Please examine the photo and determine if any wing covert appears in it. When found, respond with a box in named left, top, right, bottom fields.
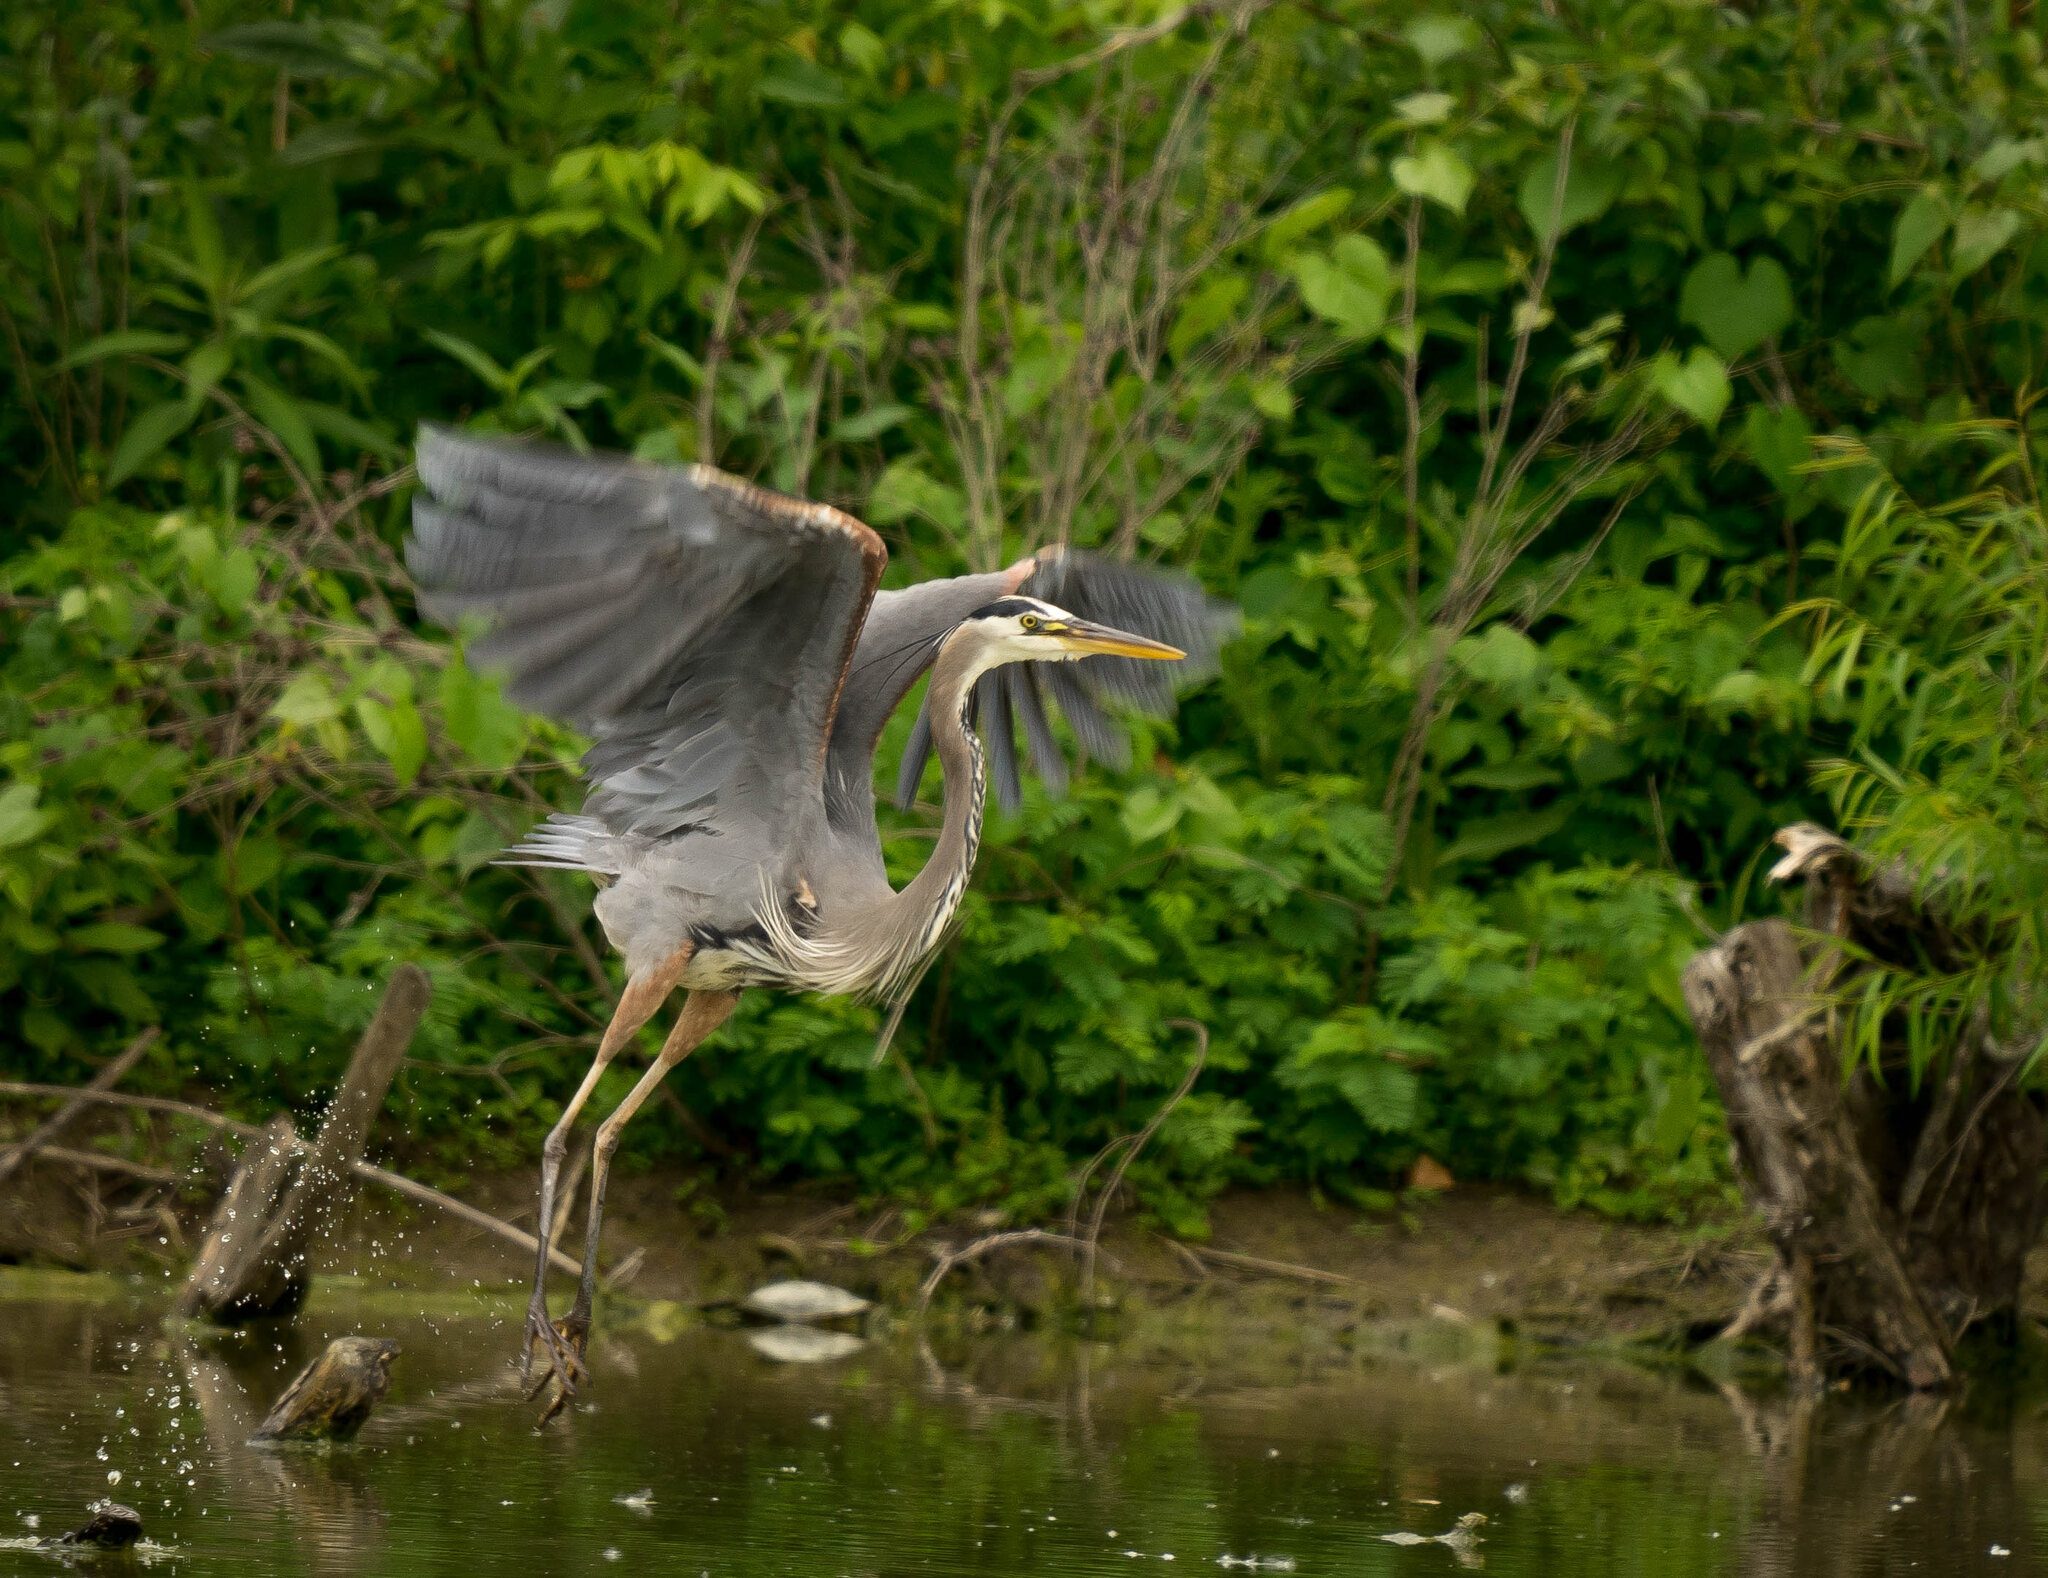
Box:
left=407, top=427, right=886, bottom=841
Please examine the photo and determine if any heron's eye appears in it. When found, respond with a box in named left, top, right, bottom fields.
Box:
left=1019, top=613, right=1040, bottom=630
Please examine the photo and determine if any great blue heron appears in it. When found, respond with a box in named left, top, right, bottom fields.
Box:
left=406, top=427, right=1234, bottom=1417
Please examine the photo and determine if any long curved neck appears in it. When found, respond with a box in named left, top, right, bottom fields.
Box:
left=890, top=636, right=989, bottom=950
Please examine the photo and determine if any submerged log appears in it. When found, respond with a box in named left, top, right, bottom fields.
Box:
left=1685, top=824, right=2048, bottom=1386
left=251, top=1335, right=399, bottom=1443
left=175, top=966, right=430, bottom=1324
left=56, top=1501, right=143, bottom=1549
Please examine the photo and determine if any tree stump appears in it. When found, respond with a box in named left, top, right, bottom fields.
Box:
left=251, top=1335, right=399, bottom=1443
left=56, top=1501, right=142, bottom=1549
left=175, top=965, right=431, bottom=1324
left=1685, top=824, right=2048, bottom=1386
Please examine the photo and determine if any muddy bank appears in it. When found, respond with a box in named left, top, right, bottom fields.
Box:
left=2, top=1149, right=1781, bottom=1360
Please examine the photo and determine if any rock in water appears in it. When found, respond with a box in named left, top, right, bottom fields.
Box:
left=58, top=1501, right=142, bottom=1549
left=739, top=1280, right=871, bottom=1325
left=251, top=1335, right=399, bottom=1443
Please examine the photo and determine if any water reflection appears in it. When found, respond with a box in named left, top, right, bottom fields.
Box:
left=0, top=1275, right=2040, bottom=1576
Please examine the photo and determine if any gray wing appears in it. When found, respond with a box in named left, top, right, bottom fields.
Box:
left=407, top=426, right=886, bottom=846
left=828, top=549, right=1237, bottom=817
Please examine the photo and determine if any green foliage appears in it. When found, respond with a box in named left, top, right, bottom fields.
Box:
left=1799, top=427, right=2048, bottom=1082
left=6, top=0, right=2043, bottom=1228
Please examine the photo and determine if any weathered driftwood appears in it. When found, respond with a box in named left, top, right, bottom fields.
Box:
left=56, top=1500, right=143, bottom=1549
left=176, top=965, right=430, bottom=1323
left=251, top=1335, right=399, bottom=1443
left=1685, top=824, right=2048, bottom=1387
left=0, top=1027, right=158, bottom=1191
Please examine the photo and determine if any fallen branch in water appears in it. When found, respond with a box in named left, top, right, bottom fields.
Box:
left=36, top=1146, right=180, bottom=1187
left=915, top=1020, right=1212, bottom=1319
left=0, top=1028, right=159, bottom=1191
left=915, top=1229, right=1091, bottom=1312
left=1068, top=1019, right=1208, bottom=1310
left=0, top=1081, right=580, bottom=1278
left=1185, top=1245, right=1365, bottom=1288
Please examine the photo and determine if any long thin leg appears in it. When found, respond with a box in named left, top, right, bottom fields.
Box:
left=523, top=945, right=694, bottom=1387
left=534, top=987, right=738, bottom=1424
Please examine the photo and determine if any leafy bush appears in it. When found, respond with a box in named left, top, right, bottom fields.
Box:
left=6, top=0, right=2042, bottom=1227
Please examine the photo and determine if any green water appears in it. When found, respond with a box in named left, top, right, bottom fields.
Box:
left=2, top=1273, right=2043, bottom=1575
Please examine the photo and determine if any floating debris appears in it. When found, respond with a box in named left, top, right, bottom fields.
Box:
left=740, top=1280, right=871, bottom=1325
left=1503, top=1484, right=1529, bottom=1504
left=1216, top=1558, right=1296, bottom=1571
left=745, top=1327, right=865, bottom=1364
left=1382, top=1512, right=1487, bottom=1566
left=614, top=1488, right=655, bottom=1513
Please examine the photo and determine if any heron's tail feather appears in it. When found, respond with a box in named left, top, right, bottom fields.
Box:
left=494, top=813, right=619, bottom=874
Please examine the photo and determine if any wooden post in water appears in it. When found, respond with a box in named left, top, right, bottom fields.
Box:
left=1684, top=824, right=2048, bottom=1386
left=251, top=1335, right=399, bottom=1442
left=176, top=965, right=431, bottom=1324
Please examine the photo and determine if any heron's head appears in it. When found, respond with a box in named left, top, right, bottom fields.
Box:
left=956, top=595, right=1186, bottom=670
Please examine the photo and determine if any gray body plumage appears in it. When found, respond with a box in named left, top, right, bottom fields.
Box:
left=407, top=427, right=1234, bottom=997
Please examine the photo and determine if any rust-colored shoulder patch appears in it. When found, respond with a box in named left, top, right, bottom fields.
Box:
left=687, top=463, right=887, bottom=568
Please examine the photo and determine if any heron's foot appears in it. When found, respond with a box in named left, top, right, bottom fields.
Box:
left=521, top=1304, right=590, bottom=1426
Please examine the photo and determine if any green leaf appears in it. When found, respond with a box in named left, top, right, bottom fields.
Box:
left=829, top=403, right=912, bottom=443
left=57, top=329, right=187, bottom=370
left=240, top=244, right=342, bottom=303
left=438, top=661, right=525, bottom=769
left=105, top=400, right=194, bottom=488
left=357, top=696, right=429, bottom=785
left=238, top=371, right=322, bottom=479
left=1290, top=236, right=1395, bottom=341
left=1259, top=188, right=1352, bottom=260
left=1452, top=624, right=1544, bottom=693
left=1391, top=140, right=1475, bottom=215
left=182, top=339, right=234, bottom=401
left=1169, top=272, right=1250, bottom=360
left=1888, top=188, right=1949, bottom=288
left=270, top=671, right=340, bottom=727
left=0, top=783, right=51, bottom=849
left=1516, top=150, right=1620, bottom=243
left=1402, top=15, right=1479, bottom=65
left=201, top=19, right=427, bottom=80
left=1435, top=805, right=1570, bottom=866
left=1121, top=783, right=1183, bottom=843
left=1677, top=253, right=1794, bottom=361
left=1742, top=404, right=1814, bottom=494
left=1949, top=207, right=2022, bottom=282
left=209, top=546, right=260, bottom=614
left=216, top=836, right=282, bottom=895
left=68, top=923, right=167, bottom=954
left=1392, top=92, right=1454, bottom=126
left=839, top=21, right=887, bottom=76
left=181, top=181, right=227, bottom=292
left=298, top=400, right=401, bottom=460
left=867, top=459, right=964, bottom=530
left=422, top=329, right=512, bottom=393
left=1249, top=377, right=1294, bottom=423
left=757, top=57, right=845, bottom=108
left=1652, top=347, right=1731, bottom=429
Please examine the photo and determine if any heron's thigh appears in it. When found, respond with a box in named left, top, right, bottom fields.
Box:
left=610, top=941, right=694, bottom=1040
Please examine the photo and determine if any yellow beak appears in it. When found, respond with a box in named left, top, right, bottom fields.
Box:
left=1054, top=618, right=1185, bottom=661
